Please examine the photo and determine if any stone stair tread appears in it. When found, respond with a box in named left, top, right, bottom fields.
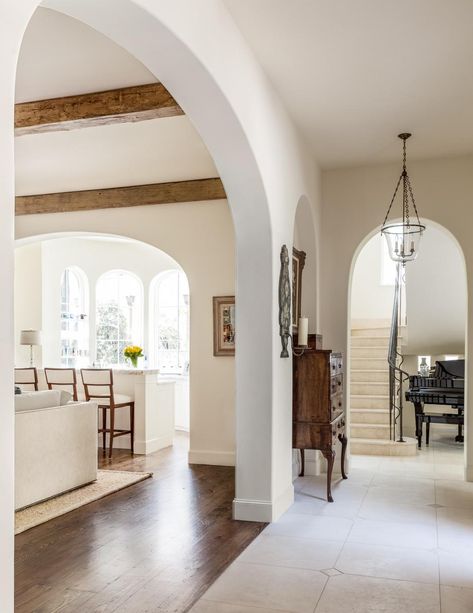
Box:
left=351, top=394, right=389, bottom=399
left=352, top=369, right=389, bottom=372
left=351, top=437, right=395, bottom=444
left=351, top=423, right=390, bottom=428
left=351, top=408, right=389, bottom=413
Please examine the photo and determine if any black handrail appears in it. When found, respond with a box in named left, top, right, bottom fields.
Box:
left=387, top=262, right=409, bottom=442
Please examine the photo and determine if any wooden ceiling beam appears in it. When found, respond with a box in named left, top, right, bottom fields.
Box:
left=15, top=178, right=226, bottom=216
left=15, top=83, right=184, bottom=136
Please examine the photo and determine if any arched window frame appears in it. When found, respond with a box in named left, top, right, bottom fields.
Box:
left=60, top=266, right=89, bottom=367
left=95, top=269, right=143, bottom=366
left=150, top=270, right=190, bottom=374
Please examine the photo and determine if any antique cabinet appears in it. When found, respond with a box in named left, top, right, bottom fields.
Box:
left=293, top=348, right=348, bottom=502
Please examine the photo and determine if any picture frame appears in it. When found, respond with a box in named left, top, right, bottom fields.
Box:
left=213, top=296, right=235, bottom=356
left=292, top=247, right=306, bottom=330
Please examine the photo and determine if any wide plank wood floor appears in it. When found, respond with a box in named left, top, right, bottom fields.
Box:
left=15, top=433, right=266, bottom=612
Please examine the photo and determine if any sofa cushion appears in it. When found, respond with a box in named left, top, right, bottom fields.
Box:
left=15, top=389, right=72, bottom=412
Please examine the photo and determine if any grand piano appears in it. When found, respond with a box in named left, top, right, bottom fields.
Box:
left=405, top=359, right=465, bottom=448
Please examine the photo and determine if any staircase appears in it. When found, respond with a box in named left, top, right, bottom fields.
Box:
left=350, top=327, right=416, bottom=455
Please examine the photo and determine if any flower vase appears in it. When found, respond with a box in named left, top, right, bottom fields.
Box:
left=129, top=356, right=139, bottom=368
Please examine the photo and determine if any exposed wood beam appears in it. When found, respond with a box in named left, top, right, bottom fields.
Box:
left=15, top=83, right=184, bottom=136
left=15, top=178, right=226, bottom=216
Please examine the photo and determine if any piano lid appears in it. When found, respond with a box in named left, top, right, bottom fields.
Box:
left=435, top=359, right=465, bottom=379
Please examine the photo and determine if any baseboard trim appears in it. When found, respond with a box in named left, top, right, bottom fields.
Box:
left=233, top=483, right=294, bottom=523
left=132, top=436, right=174, bottom=455
left=188, top=449, right=235, bottom=467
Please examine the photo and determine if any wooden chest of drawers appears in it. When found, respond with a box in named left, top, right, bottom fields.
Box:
left=293, top=349, right=348, bottom=502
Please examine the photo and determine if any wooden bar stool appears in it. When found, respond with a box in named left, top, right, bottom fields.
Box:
left=80, top=368, right=134, bottom=457
left=14, top=367, right=38, bottom=391
left=44, top=367, right=81, bottom=401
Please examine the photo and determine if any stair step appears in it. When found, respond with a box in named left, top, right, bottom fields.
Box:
left=351, top=395, right=390, bottom=409
left=351, top=336, right=391, bottom=348
left=351, top=423, right=390, bottom=439
left=351, top=347, right=389, bottom=358
left=351, top=328, right=392, bottom=337
left=352, top=358, right=389, bottom=370
left=350, top=437, right=417, bottom=456
left=351, top=369, right=389, bottom=383
left=351, top=382, right=389, bottom=395
left=351, top=409, right=390, bottom=424
left=351, top=327, right=405, bottom=338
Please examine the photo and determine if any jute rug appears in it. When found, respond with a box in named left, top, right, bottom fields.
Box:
left=15, top=469, right=152, bottom=534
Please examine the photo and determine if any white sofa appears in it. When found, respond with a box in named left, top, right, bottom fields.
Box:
left=15, top=390, right=98, bottom=510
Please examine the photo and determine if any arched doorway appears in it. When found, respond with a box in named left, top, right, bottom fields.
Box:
left=348, top=219, right=468, bottom=473
left=15, top=232, right=192, bottom=452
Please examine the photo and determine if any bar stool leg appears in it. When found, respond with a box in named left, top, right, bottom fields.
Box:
left=130, top=402, right=135, bottom=455
left=109, top=407, right=115, bottom=458
left=102, top=407, right=107, bottom=453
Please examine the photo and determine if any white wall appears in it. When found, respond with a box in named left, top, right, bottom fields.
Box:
left=16, top=200, right=236, bottom=468
left=351, top=233, right=395, bottom=322
left=405, top=225, right=466, bottom=355
left=294, top=196, right=318, bottom=331
left=14, top=242, right=43, bottom=366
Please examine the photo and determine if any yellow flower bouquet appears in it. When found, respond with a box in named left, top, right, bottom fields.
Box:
left=123, top=345, right=143, bottom=368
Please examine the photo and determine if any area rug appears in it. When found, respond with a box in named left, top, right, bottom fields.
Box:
left=15, top=469, right=152, bottom=534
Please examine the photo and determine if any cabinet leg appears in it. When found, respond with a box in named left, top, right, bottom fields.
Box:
left=299, top=449, right=305, bottom=477
left=322, top=448, right=335, bottom=503
left=338, top=434, right=348, bottom=479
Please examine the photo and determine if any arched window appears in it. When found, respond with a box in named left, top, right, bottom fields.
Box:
left=96, top=270, right=143, bottom=366
left=60, top=267, right=89, bottom=367
left=151, top=270, right=189, bottom=373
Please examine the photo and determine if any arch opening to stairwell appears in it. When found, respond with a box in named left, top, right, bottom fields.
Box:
left=348, top=219, right=468, bottom=474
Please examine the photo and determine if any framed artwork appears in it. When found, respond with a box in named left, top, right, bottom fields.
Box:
left=292, top=247, right=306, bottom=330
left=213, top=296, right=235, bottom=356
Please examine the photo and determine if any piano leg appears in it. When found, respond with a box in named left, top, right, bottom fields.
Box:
left=426, top=419, right=430, bottom=446
left=416, top=413, right=423, bottom=449
left=455, top=424, right=464, bottom=443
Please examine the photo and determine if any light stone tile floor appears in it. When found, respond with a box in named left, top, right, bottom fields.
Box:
left=191, top=426, right=473, bottom=613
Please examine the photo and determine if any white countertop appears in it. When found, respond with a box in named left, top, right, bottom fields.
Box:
left=113, top=368, right=160, bottom=375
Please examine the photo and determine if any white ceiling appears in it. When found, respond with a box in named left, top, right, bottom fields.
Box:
left=15, top=8, right=217, bottom=195
left=16, top=7, right=157, bottom=102
left=15, top=117, right=218, bottom=196
left=224, top=0, right=473, bottom=168
left=16, top=2, right=473, bottom=191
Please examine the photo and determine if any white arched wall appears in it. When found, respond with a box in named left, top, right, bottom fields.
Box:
left=16, top=205, right=237, bottom=464
left=321, top=156, right=472, bottom=481
left=1, top=2, right=321, bottom=605
left=293, top=195, right=319, bottom=331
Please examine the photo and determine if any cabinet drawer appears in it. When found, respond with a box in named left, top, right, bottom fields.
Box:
left=331, top=393, right=343, bottom=420
left=331, top=416, right=345, bottom=443
left=330, top=356, right=343, bottom=375
left=330, top=374, right=343, bottom=396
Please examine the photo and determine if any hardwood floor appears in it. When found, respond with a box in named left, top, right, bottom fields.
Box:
left=15, top=433, right=266, bottom=612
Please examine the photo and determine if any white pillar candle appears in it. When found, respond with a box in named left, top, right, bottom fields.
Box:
left=298, top=317, right=308, bottom=346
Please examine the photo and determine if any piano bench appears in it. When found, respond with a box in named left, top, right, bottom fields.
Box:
left=416, top=412, right=464, bottom=448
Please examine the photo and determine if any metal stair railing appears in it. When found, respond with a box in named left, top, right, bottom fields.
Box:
left=388, top=262, right=410, bottom=442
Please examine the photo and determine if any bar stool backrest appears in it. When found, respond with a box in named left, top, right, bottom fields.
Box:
left=80, top=368, right=115, bottom=405
left=44, top=367, right=78, bottom=401
left=14, top=367, right=38, bottom=391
